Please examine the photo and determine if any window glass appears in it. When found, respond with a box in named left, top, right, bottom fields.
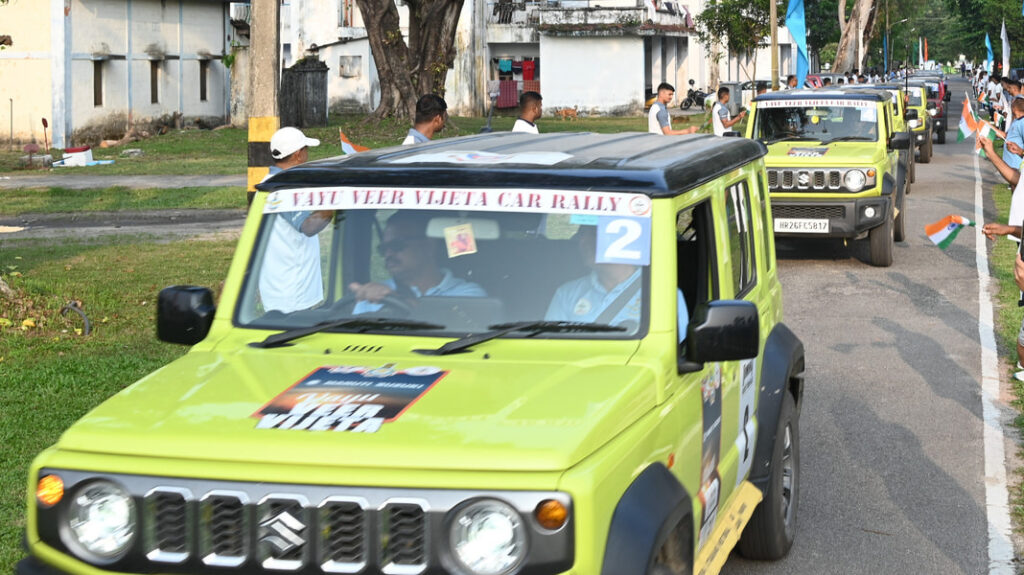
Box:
left=237, top=193, right=654, bottom=340
left=756, top=172, right=773, bottom=271
left=725, top=181, right=756, bottom=295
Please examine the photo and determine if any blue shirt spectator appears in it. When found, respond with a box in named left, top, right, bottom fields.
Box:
left=1004, top=114, right=1024, bottom=170
left=353, top=269, right=485, bottom=314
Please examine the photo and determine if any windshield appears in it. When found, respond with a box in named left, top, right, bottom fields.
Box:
left=754, top=100, right=880, bottom=143
left=908, top=88, right=924, bottom=107
left=236, top=187, right=654, bottom=339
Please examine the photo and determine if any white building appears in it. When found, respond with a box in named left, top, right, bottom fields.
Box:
left=0, top=0, right=232, bottom=148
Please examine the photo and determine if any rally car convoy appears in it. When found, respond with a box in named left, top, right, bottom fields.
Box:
left=19, top=133, right=806, bottom=575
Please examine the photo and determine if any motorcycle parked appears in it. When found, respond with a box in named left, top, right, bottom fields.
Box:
left=681, top=79, right=708, bottom=110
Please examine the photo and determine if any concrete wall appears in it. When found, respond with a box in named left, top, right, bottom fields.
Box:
left=540, top=35, right=644, bottom=115
left=0, top=1, right=53, bottom=144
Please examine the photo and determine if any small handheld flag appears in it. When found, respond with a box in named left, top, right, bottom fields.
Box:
left=339, top=129, right=370, bottom=154
left=925, top=215, right=975, bottom=250
left=977, top=121, right=997, bottom=157
left=959, top=93, right=979, bottom=141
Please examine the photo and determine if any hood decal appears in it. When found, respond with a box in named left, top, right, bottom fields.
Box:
left=253, top=364, right=447, bottom=433
left=787, top=147, right=830, bottom=158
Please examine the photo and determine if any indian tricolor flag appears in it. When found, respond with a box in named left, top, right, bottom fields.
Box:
left=339, top=129, right=370, bottom=154
left=959, top=94, right=979, bottom=142
left=925, top=215, right=975, bottom=249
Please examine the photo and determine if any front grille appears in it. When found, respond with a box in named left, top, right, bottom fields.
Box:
left=39, top=470, right=574, bottom=575
left=767, top=167, right=865, bottom=192
left=773, top=204, right=846, bottom=220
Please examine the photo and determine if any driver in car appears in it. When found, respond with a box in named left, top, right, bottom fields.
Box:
left=545, top=225, right=688, bottom=340
left=350, top=212, right=486, bottom=314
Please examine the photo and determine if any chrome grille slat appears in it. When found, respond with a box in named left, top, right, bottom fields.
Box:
left=381, top=501, right=428, bottom=574
left=319, top=497, right=369, bottom=573
left=144, top=487, right=192, bottom=564
left=200, top=491, right=250, bottom=567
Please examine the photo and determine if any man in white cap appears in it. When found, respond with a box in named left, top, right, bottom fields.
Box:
left=259, top=127, right=334, bottom=313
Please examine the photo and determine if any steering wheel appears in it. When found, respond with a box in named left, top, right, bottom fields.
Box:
left=328, top=294, right=414, bottom=318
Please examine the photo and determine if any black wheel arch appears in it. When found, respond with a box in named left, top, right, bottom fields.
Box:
left=749, top=323, right=804, bottom=491
left=600, top=463, right=693, bottom=575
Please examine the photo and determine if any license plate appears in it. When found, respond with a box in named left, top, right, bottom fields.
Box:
left=774, top=218, right=830, bottom=233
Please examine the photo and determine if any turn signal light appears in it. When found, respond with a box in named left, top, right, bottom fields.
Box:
left=866, top=169, right=876, bottom=178
left=535, top=499, right=569, bottom=530
left=36, top=474, right=64, bottom=506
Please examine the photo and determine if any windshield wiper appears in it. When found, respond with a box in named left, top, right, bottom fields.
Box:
left=252, top=317, right=444, bottom=349
left=819, top=135, right=874, bottom=144
left=764, top=135, right=811, bottom=145
left=415, top=320, right=627, bottom=356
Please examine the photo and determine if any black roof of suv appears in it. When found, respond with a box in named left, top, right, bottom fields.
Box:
left=256, top=132, right=767, bottom=198
left=753, top=88, right=891, bottom=103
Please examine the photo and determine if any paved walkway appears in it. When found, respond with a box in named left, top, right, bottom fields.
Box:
left=0, top=174, right=245, bottom=190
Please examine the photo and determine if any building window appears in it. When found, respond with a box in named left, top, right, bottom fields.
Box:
left=93, top=61, right=103, bottom=107
left=199, top=60, right=209, bottom=101
left=150, top=61, right=160, bottom=104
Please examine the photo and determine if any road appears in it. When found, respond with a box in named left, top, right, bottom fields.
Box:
left=725, top=77, right=1019, bottom=574
left=0, top=174, right=245, bottom=190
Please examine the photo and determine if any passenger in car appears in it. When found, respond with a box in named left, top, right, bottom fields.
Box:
left=350, top=212, right=486, bottom=314
left=545, top=225, right=688, bottom=340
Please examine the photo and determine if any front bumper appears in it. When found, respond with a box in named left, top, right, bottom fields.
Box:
left=16, top=555, right=64, bottom=575
left=771, top=196, right=891, bottom=238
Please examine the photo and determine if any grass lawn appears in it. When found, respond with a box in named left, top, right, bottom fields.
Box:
left=0, top=112, right=707, bottom=176
left=0, top=186, right=246, bottom=215
left=0, top=236, right=236, bottom=573
left=985, top=183, right=1024, bottom=526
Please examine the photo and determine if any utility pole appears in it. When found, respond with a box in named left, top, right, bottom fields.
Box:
left=770, top=0, right=779, bottom=91
left=247, top=0, right=280, bottom=203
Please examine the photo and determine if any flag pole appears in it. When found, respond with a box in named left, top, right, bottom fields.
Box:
left=770, top=0, right=779, bottom=91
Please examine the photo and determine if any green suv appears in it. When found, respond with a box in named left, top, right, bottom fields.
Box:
left=18, top=133, right=805, bottom=575
left=746, top=89, right=913, bottom=267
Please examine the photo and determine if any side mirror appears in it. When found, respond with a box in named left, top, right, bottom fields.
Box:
left=157, top=286, right=216, bottom=345
left=679, top=300, right=759, bottom=373
left=890, top=131, right=912, bottom=150
left=689, top=79, right=695, bottom=86
left=905, top=108, right=919, bottom=121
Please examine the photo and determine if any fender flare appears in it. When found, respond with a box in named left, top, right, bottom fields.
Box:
left=600, top=463, right=692, bottom=575
left=749, top=323, right=805, bottom=490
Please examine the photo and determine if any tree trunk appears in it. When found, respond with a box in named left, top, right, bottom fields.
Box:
left=354, top=0, right=418, bottom=118
left=407, top=0, right=466, bottom=97
left=833, top=0, right=876, bottom=73
left=355, top=0, right=465, bottom=119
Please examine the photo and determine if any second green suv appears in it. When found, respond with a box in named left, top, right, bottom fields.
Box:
left=746, top=89, right=913, bottom=267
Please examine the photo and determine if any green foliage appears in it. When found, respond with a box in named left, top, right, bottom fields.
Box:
left=805, top=0, right=840, bottom=52
left=819, top=41, right=839, bottom=66
left=694, top=0, right=784, bottom=57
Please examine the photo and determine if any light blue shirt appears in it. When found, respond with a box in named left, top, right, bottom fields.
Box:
left=402, top=128, right=431, bottom=145
left=1005, top=118, right=1024, bottom=170
left=545, top=269, right=689, bottom=340
left=352, top=269, right=486, bottom=314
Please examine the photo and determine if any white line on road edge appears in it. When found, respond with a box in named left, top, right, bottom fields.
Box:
left=973, top=152, right=1016, bottom=574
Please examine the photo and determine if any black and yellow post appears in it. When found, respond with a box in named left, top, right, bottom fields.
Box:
left=247, top=0, right=280, bottom=205
left=247, top=116, right=278, bottom=204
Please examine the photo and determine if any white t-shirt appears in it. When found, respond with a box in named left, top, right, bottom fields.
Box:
left=512, top=118, right=539, bottom=134
left=258, top=170, right=325, bottom=312
left=712, top=101, right=730, bottom=136
left=648, top=101, right=671, bottom=134
left=1010, top=175, right=1024, bottom=243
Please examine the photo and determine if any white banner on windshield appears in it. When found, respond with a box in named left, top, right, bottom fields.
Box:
left=262, top=186, right=654, bottom=218
left=757, top=99, right=875, bottom=109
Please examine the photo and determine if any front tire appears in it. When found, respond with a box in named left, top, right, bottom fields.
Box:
left=894, top=194, right=906, bottom=243
left=908, top=147, right=916, bottom=183
left=937, top=124, right=947, bottom=144
left=919, top=131, right=933, bottom=163
left=649, top=518, right=693, bottom=575
left=738, top=393, right=799, bottom=560
left=681, top=99, right=693, bottom=110
left=868, top=212, right=895, bottom=267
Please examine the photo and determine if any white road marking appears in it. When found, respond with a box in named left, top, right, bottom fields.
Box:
left=972, top=151, right=1016, bottom=574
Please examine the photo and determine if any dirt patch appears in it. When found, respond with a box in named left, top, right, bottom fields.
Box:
left=0, top=209, right=246, bottom=242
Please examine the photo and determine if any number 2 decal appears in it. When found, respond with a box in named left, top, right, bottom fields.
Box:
left=596, top=216, right=651, bottom=265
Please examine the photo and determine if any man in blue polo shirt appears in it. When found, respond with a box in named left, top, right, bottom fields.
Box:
left=350, top=212, right=485, bottom=314
left=545, top=225, right=688, bottom=340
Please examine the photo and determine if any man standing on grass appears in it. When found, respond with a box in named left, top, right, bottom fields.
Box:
left=513, top=91, right=543, bottom=134
left=402, top=95, right=448, bottom=145
left=712, top=87, right=746, bottom=137
left=648, top=83, right=699, bottom=136
left=259, top=127, right=334, bottom=313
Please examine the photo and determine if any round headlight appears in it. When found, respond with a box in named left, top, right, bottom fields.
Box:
left=66, top=481, right=136, bottom=561
left=928, top=108, right=938, bottom=117
left=450, top=500, right=527, bottom=575
left=843, top=169, right=867, bottom=192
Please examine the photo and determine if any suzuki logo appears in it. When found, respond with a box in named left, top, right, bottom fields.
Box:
left=797, top=172, right=811, bottom=186
left=259, top=511, right=306, bottom=555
